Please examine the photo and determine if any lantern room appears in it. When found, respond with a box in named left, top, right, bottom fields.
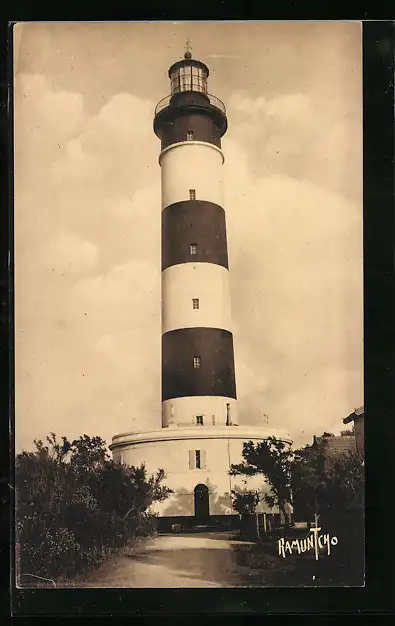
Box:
left=153, top=47, right=228, bottom=148
left=168, top=51, right=209, bottom=95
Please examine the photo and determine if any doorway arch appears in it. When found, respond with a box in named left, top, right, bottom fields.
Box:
left=194, top=484, right=210, bottom=523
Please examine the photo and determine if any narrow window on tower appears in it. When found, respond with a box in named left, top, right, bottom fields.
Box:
left=196, top=415, right=204, bottom=426
left=193, top=356, right=201, bottom=369
left=189, top=189, right=196, bottom=200
left=190, top=243, right=197, bottom=255
left=186, top=130, right=194, bottom=141
left=192, top=298, right=199, bottom=310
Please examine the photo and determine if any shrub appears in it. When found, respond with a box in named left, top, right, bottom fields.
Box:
left=15, top=433, right=172, bottom=583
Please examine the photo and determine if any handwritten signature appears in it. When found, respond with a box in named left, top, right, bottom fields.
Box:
left=277, top=526, right=338, bottom=561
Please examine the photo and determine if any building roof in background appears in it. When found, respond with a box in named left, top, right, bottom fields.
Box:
left=343, top=405, right=364, bottom=424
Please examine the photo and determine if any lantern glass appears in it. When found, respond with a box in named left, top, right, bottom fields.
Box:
left=170, top=63, right=208, bottom=94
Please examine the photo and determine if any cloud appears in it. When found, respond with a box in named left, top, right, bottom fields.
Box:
left=228, top=91, right=313, bottom=120
left=15, top=257, right=161, bottom=451
left=225, top=90, right=362, bottom=202
left=14, top=70, right=362, bottom=453
left=14, top=73, right=85, bottom=171
left=52, top=92, right=157, bottom=188
left=44, top=233, right=99, bottom=275
left=223, top=135, right=363, bottom=441
left=14, top=75, right=162, bottom=451
left=16, top=73, right=85, bottom=136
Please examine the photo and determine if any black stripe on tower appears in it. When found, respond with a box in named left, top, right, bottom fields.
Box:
left=162, top=200, right=229, bottom=271
left=162, top=327, right=237, bottom=402
left=154, top=92, right=227, bottom=151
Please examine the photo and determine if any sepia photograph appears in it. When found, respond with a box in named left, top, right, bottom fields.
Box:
left=13, top=21, right=364, bottom=589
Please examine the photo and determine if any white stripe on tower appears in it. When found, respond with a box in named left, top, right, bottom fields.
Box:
left=160, top=142, right=224, bottom=210
left=162, top=262, right=232, bottom=334
left=162, top=397, right=238, bottom=428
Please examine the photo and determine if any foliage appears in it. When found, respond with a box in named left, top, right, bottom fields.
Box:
left=229, top=437, right=294, bottom=525
left=292, top=438, right=364, bottom=526
left=313, top=447, right=365, bottom=577
left=291, top=437, right=329, bottom=521
left=231, top=489, right=260, bottom=515
left=230, top=433, right=364, bottom=533
left=229, top=429, right=364, bottom=580
left=340, top=427, right=354, bottom=436
left=15, top=433, right=172, bottom=583
left=319, top=448, right=364, bottom=520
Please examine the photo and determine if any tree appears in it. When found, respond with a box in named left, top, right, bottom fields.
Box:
left=230, top=488, right=261, bottom=540
left=231, top=489, right=260, bottom=515
left=312, top=447, right=365, bottom=582
left=320, top=448, right=364, bottom=522
left=229, top=433, right=364, bottom=544
left=291, top=438, right=364, bottom=532
left=229, top=435, right=330, bottom=527
left=15, top=433, right=172, bottom=583
left=340, top=427, right=354, bottom=436
left=229, top=437, right=294, bottom=526
left=291, top=438, right=328, bottom=522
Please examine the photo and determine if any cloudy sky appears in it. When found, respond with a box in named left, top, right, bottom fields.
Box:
left=14, top=21, right=363, bottom=452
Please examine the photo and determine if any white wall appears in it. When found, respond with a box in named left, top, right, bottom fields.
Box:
left=160, top=142, right=224, bottom=209
left=162, top=262, right=232, bottom=334
left=162, top=396, right=238, bottom=427
left=114, top=433, right=278, bottom=517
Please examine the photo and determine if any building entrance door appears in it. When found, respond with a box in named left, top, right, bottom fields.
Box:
left=194, top=484, right=210, bottom=523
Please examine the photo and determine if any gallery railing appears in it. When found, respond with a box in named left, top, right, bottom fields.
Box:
left=155, top=93, right=226, bottom=117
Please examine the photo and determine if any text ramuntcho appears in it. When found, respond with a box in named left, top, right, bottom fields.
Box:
left=277, top=527, right=338, bottom=561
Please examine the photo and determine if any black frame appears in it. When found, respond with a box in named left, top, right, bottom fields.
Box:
left=3, top=18, right=395, bottom=619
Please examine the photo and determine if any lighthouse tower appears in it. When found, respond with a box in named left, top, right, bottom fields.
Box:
left=110, top=47, right=292, bottom=528
left=154, top=47, right=238, bottom=430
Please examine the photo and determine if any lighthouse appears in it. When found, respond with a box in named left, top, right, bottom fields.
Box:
left=110, top=47, right=291, bottom=529
left=154, top=47, right=238, bottom=430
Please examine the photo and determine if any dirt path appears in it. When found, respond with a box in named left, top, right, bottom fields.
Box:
left=76, top=532, right=261, bottom=588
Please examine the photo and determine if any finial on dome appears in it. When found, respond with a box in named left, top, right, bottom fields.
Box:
left=184, top=39, right=192, bottom=59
